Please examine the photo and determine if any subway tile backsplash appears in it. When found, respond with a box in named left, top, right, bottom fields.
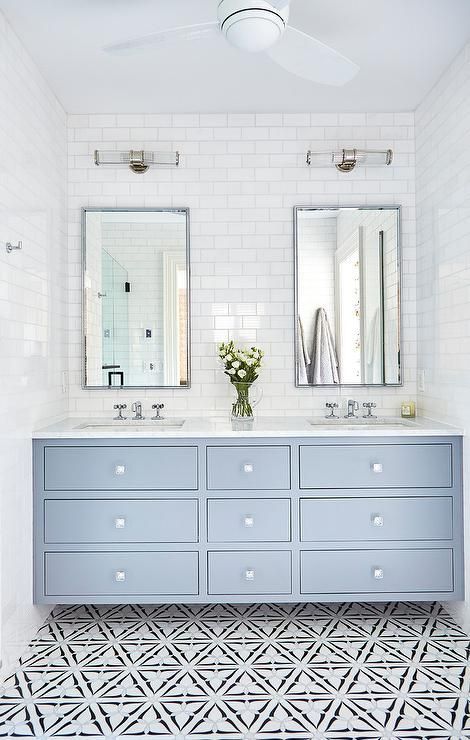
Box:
left=68, top=113, right=416, bottom=418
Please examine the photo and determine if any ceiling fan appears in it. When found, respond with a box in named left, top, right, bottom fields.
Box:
left=104, top=0, right=359, bottom=86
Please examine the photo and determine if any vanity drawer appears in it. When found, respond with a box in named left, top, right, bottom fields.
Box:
left=207, top=499, right=290, bottom=542
left=300, top=548, right=453, bottom=594
left=45, top=551, right=199, bottom=597
left=207, top=446, right=290, bottom=490
left=208, top=550, right=292, bottom=595
left=299, top=444, right=452, bottom=489
left=300, top=496, right=453, bottom=542
left=45, top=499, right=198, bottom=544
left=44, top=446, right=198, bottom=491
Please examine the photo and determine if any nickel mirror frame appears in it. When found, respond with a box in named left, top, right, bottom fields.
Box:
left=293, top=204, right=402, bottom=388
left=81, top=206, right=191, bottom=390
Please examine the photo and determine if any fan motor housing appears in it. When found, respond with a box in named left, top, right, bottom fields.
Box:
left=218, top=0, right=288, bottom=52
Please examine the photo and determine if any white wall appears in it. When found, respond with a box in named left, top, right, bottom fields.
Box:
left=0, top=11, right=67, bottom=676
left=415, top=42, right=470, bottom=629
left=68, top=112, right=416, bottom=417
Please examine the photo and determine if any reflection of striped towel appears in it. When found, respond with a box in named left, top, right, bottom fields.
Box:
left=297, top=317, right=311, bottom=384
left=312, top=307, right=339, bottom=384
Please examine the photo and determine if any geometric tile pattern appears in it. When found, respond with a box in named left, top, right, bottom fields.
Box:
left=1, top=601, right=470, bottom=739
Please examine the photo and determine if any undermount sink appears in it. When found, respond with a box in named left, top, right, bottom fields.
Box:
left=75, top=418, right=186, bottom=432
left=308, top=417, right=411, bottom=429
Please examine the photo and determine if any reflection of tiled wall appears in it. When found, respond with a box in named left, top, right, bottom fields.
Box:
left=68, top=113, right=416, bottom=417
left=415, top=41, right=470, bottom=630
left=0, top=11, right=67, bottom=676
left=84, top=213, right=103, bottom=384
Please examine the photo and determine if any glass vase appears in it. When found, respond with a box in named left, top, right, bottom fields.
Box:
left=231, top=381, right=255, bottom=421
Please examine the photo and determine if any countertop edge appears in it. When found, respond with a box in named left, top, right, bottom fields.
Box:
left=32, top=416, right=465, bottom=439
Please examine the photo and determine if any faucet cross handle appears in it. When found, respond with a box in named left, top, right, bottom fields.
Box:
left=363, top=402, right=377, bottom=419
left=113, top=404, right=127, bottom=421
left=131, top=401, right=145, bottom=421
left=152, top=403, right=165, bottom=420
left=325, top=402, right=339, bottom=419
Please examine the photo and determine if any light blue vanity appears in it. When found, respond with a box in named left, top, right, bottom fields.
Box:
left=33, top=421, right=464, bottom=604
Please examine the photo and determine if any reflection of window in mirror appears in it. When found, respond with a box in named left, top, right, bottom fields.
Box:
left=295, top=206, right=400, bottom=387
left=336, top=244, right=361, bottom=384
left=163, top=253, right=188, bottom=386
left=178, top=266, right=188, bottom=386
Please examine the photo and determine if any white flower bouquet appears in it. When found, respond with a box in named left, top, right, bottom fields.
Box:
left=218, top=341, right=264, bottom=419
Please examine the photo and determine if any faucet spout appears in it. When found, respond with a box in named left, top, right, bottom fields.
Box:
left=344, top=400, right=359, bottom=419
left=132, top=402, right=145, bottom=421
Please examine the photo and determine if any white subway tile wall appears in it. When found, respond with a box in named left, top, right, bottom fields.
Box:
left=68, top=113, right=416, bottom=418
left=0, top=11, right=67, bottom=676
left=415, top=41, right=470, bottom=629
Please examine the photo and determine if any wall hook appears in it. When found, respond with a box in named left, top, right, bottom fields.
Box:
left=6, top=241, right=22, bottom=253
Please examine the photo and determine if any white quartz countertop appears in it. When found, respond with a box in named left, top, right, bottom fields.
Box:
left=32, top=416, right=464, bottom=439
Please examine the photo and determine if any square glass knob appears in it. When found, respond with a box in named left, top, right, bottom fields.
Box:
left=115, top=465, right=126, bottom=476
left=115, top=517, right=126, bottom=529
left=373, top=568, right=384, bottom=580
left=243, top=463, right=254, bottom=473
left=372, top=515, right=384, bottom=527
left=371, top=463, right=383, bottom=473
left=244, top=516, right=254, bottom=528
left=245, top=569, right=255, bottom=581
left=115, top=571, right=126, bottom=582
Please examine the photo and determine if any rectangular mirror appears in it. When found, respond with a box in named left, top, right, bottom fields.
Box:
left=82, top=208, right=190, bottom=389
left=295, top=206, right=401, bottom=386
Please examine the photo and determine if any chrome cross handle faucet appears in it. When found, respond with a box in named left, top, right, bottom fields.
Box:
left=325, top=402, right=339, bottom=419
left=131, top=401, right=145, bottom=420
left=344, top=400, right=359, bottom=418
left=113, top=404, right=127, bottom=420
left=152, top=403, right=165, bottom=420
left=363, top=402, right=377, bottom=418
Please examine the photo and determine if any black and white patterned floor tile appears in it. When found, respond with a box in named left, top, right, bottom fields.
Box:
left=1, top=601, right=470, bottom=739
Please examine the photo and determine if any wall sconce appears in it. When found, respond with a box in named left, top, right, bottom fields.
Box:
left=306, top=148, right=393, bottom=172
left=94, top=149, right=180, bottom=174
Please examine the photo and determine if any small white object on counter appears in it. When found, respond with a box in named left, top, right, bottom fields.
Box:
left=32, top=416, right=463, bottom=439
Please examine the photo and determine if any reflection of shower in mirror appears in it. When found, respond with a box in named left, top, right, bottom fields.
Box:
left=82, top=208, right=190, bottom=389
left=295, top=206, right=401, bottom=387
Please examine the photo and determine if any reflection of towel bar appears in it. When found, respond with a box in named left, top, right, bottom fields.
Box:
left=108, top=370, right=124, bottom=386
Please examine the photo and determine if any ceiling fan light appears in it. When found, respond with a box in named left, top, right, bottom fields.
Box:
left=225, top=13, right=283, bottom=52
left=218, top=1, right=287, bottom=53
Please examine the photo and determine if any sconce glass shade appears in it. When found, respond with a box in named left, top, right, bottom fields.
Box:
left=307, top=148, right=393, bottom=171
left=94, top=150, right=180, bottom=173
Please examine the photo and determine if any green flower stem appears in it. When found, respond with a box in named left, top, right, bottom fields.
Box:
left=231, top=382, right=254, bottom=419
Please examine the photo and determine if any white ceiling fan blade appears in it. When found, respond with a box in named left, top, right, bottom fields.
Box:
left=103, top=22, right=219, bottom=55
left=269, top=0, right=290, bottom=11
left=266, top=25, right=359, bottom=85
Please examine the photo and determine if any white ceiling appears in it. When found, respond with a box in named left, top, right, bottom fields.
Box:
left=2, top=0, right=470, bottom=113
